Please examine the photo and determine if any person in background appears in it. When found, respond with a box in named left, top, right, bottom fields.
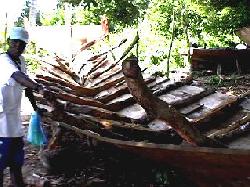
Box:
left=0, top=27, right=45, bottom=187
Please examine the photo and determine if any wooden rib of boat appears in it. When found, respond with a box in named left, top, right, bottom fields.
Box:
left=35, top=37, right=250, bottom=186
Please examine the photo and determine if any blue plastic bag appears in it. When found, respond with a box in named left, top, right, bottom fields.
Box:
left=27, top=111, right=48, bottom=146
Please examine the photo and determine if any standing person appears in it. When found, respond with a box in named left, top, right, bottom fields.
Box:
left=0, top=27, right=44, bottom=187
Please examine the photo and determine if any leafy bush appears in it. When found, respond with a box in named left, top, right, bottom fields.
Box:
left=209, top=75, right=221, bottom=85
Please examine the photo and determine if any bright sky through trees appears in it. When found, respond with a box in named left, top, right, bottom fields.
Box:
left=0, top=0, right=57, bottom=28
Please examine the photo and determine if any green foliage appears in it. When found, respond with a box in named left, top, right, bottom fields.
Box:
left=151, top=166, right=192, bottom=187
left=136, top=0, right=250, bottom=74
left=24, top=42, right=50, bottom=73
left=24, top=42, right=39, bottom=72
left=155, top=170, right=170, bottom=185
left=200, top=0, right=250, bottom=10
left=60, top=0, right=150, bottom=31
left=6, top=0, right=250, bottom=74
left=202, top=4, right=250, bottom=38
left=172, top=48, right=185, bottom=68
left=41, top=9, right=65, bottom=25
left=209, top=75, right=221, bottom=85
left=25, top=56, right=41, bottom=73
left=15, top=0, right=42, bottom=27
left=15, top=1, right=30, bottom=27
left=149, top=0, right=249, bottom=45
left=72, top=7, right=99, bottom=25
left=60, top=0, right=100, bottom=7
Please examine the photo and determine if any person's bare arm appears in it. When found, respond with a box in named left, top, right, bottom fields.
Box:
left=12, top=71, right=45, bottom=113
left=25, top=88, right=38, bottom=111
left=11, top=71, right=42, bottom=92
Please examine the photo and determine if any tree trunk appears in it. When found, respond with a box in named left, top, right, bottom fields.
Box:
left=29, top=0, right=37, bottom=26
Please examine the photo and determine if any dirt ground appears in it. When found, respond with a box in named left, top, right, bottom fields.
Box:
left=192, top=72, right=250, bottom=96
left=3, top=73, right=250, bottom=187
left=3, top=131, right=194, bottom=187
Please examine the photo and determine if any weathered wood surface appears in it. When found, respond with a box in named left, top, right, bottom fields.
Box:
left=122, top=56, right=226, bottom=148
left=34, top=36, right=250, bottom=187
left=35, top=51, right=250, bottom=148
left=96, top=76, right=156, bottom=103
left=36, top=47, right=250, bottom=148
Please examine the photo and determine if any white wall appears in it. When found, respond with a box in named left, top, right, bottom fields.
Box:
left=28, top=25, right=104, bottom=59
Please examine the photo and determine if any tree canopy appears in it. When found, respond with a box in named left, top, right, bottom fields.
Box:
left=12, top=0, right=250, bottom=73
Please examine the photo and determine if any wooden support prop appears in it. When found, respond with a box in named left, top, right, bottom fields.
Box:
left=122, top=56, right=226, bottom=148
left=87, top=59, right=109, bottom=78
left=79, top=38, right=127, bottom=74
left=72, top=39, right=98, bottom=62
left=87, top=54, right=106, bottom=62
left=55, top=55, right=68, bottom=65
left=44, top=110, right=130, bottom=140
left=36, top=75, right=97, bottom=96
left=90, top=62, right=119, bottom=81
left=153, top=79, right=192, bottom=97
left=220, top=122, right=250, bottom=143
left=40, top=67, right=62, bottom=81
left=36, top=78, right=75, bottom=95
left=107, top=97, right=135, bottom=112
left=149, top=77, right=170, bottom=90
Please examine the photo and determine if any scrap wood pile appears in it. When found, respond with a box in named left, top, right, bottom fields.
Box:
left=33, top=35, right=250, bottom=165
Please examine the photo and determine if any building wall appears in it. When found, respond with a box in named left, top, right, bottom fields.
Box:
left=28, top=25, right=104, bottom=59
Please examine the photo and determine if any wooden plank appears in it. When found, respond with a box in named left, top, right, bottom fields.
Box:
left=186, top=92, right=237, bottom=123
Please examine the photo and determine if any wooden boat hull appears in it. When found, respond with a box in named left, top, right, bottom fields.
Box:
left=58, top=122, right=250, bottom=186
left=35, top=36, right=250, bottom=186
left=119, top=144, right=250, bottom=186
left=118, top=142, right=250, bottom=180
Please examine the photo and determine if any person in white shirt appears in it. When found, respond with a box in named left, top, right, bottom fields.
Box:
left=0, top=27, right=45, bottom=187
